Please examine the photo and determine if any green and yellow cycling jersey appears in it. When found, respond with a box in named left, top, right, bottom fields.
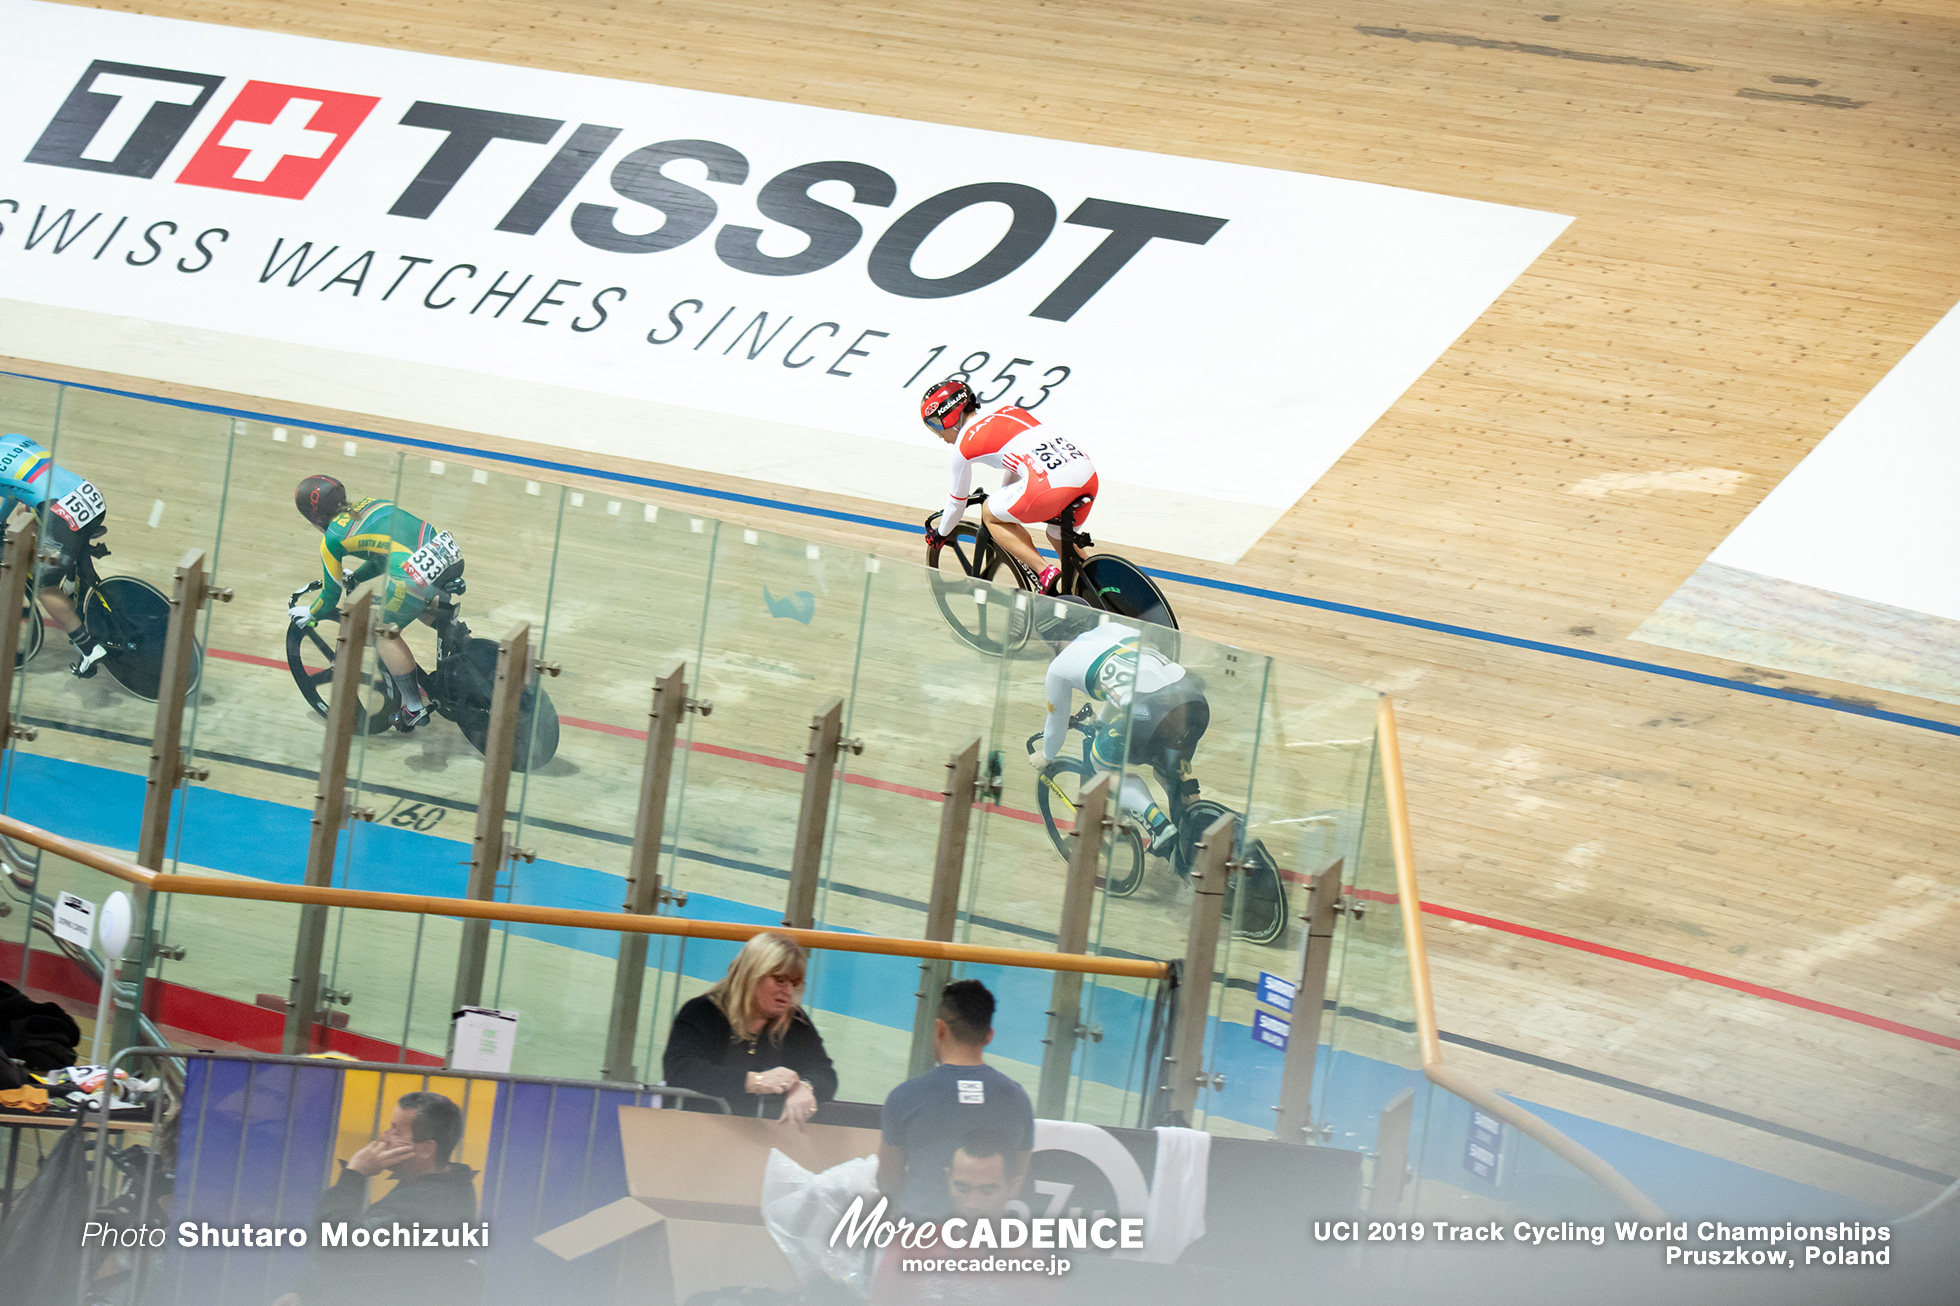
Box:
left=308, top=497, right=461, bottom=623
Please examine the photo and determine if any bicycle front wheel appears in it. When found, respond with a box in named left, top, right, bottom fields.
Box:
left=928, top=520, right=1035, bottom=656
left=1033, top=757, right=1146, bottom=898
left=286, top=616, right=401, bottom=735
left=85, top=577, right=200, bottom=701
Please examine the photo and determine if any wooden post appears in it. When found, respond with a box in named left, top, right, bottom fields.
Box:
left=0, top=524, right=37, bottom=755
left=909, top=740, right=981, bottom=1078
left=603, top=664, right=688, bottom=1081
left=1037, top=773, right=1110, bottom=1117
left=451, top=623, right=530, bottom=1014
left=1272, top=858, right=1346, bottom=1142
left=784, top=699, right=844, bottom=930
left=1164, top=811, right=1232, bottom=1123
left=283, top=584, right=374, bottom=1054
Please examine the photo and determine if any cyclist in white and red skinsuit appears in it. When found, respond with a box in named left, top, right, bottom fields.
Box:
left=920, top=380, right=1098, bottom=595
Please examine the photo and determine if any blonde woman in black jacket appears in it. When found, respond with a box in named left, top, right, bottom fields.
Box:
left=663, top=932, right=837, bottom=1124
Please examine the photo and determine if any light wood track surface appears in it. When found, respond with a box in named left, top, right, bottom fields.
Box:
left=14, top=0, right=1960, bottom=1207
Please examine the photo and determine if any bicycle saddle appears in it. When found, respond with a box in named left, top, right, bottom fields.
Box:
left=433, top=560, right=466, bottom=594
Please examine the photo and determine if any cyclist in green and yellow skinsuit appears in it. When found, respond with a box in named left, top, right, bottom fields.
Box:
left=291, top=475, right=464, bottom=731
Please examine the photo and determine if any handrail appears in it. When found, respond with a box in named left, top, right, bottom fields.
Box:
left=0, top=814, right=1168, bottom=982
left=1376, top=696, right=1667, bottom=1221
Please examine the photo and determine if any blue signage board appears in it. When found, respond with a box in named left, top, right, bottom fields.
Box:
left=1256, top=971, right=1297, bottom=1013
left=1252, top=1010, right=1290, bottom=1051
left=1463, top=1109, right=1502, bottom=1181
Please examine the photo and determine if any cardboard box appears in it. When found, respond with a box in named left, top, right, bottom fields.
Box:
left=536, top=1107, right=880, bottom=1305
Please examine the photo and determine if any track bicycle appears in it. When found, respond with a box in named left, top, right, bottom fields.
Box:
left=1028, top=706, right=1289, bottom=946
left=17, top=536, right=200, bottom=701
left=284, top=568, right=560, bottom=772
left=925, top=489, right=1177, bottom=656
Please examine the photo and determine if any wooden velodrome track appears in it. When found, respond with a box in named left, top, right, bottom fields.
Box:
left=8, top=0, right=1958, bottom=1210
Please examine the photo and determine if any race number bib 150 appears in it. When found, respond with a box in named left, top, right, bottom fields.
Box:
left=401, top=531, right=463, bottom=587
left=49, top=481, right=105, bottom=531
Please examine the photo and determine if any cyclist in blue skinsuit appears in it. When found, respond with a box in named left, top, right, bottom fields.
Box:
left=0, top=433, right=110, bottom=677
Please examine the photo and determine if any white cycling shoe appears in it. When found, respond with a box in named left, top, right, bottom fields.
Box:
left=70, top=641, right=107, bottom=679
left=1145, top=820, right=1179, bottom=858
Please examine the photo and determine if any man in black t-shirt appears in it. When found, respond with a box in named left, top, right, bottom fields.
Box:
left=878, top=980, right=1034, bottom=1220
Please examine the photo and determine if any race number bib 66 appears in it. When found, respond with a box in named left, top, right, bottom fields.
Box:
left=401, top=531, right=463, bottom=587
left=49, top=481, right=105, bottom=531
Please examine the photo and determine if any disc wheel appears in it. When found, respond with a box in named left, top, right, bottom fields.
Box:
left=927, top=518, right=1036, bottom=657
left=1033, top=756, right=1147, bottom=898
left=1076, top=555, right=1178, bottom=633
left=438, top=638, right=561, bottom=772
left=1228, top=841, right=1290, bottom=947
left=286, top=616, right=400, bottom=735
left=84, top=577, right=200, bottom=701
left=1172, top=799, right=1288, bottom=946
left=18, top=595, right=44, bottom=669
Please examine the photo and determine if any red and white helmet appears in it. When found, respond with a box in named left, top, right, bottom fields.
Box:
left=920, top=379, right=979, bottom=432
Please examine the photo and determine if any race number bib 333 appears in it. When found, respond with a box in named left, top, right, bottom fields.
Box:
left=50, top=480, right=105, bottom=530
left=401, top=530, right=463, bottom=587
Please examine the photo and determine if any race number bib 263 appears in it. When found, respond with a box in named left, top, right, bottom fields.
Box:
left=49, top=481, right=105, bottom=531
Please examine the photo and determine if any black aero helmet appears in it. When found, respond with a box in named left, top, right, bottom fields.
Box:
left=920, top=379, right=979, bottom=432
left=295, top=475, right=348, bottom=529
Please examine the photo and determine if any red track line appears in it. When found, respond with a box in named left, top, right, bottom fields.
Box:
left=211, top=647, right=289, bottom=672
left=212, top=645, right=1959, bottom=1052
left=1349, top=887, right=1960, bottom=1053
left=560, top=714, right=1048, bottom=826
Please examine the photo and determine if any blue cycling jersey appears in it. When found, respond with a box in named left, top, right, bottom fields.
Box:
left=0, top=434, right=86, bottom=511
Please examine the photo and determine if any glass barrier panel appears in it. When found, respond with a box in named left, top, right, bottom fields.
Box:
left=313, top=456, right=564, bottom=1053
left=485, top=485, right=718, bottom=1080
left=805, top=549, right=1014, bottom=1103
left=156, top=421, right=404, bottom=1006
left=7, top=386, right=229, bottom=855
left=661, top=522, right=865, bottom=917
left=1316, top=734, right=1428, bottom=1174
left=1218, top=658, right=1384, bottom=1142
left=0, top=375, right=65, bottom=967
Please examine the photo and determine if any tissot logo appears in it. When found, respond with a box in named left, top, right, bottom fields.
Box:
left=175, top=81, right=379, bottom=199
left=26, top=60, right=223, bottom=178
left=26, top=63, right=374, bottom=200
left=1, top=0, right=1570, bottom=563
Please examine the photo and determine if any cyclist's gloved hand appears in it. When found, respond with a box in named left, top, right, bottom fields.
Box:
left=288, top=602, right=315, bottom=628
left=1027, top=747, right=1051, bottom=772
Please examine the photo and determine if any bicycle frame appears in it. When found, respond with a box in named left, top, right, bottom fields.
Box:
left=941, top=490, right=1093, bottom=591
left=1040, top=717, right=1188, bottom=844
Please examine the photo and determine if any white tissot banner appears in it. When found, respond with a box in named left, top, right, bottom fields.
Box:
left=0, top=0, right=1571, bottom=560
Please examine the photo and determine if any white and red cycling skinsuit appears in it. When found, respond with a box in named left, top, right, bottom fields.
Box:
left=937, top=405, right=1099, bottom=536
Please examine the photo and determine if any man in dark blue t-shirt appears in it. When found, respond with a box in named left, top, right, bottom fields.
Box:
left=878, top=980, right=1035, bottom=1220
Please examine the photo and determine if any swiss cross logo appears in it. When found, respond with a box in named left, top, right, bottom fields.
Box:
left=175, top=81, right=380, bottom=199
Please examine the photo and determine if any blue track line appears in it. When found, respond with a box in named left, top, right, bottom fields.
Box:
left=10, top=368, right=1958, bottom=739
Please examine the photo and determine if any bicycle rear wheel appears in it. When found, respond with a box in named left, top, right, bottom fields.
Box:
left=1033, top=757, right=1146, bottom=898
left=18, top=596, right=44, bottom=669
left=439, top=637, right=561, bottom=771
left=84, top=577, right=200, bottom=701
left=1077, top=555, right=1178, bottom=632
left=286, top=617, right=401, bottom=735
left=927, top=518, right=1036, bottom=656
